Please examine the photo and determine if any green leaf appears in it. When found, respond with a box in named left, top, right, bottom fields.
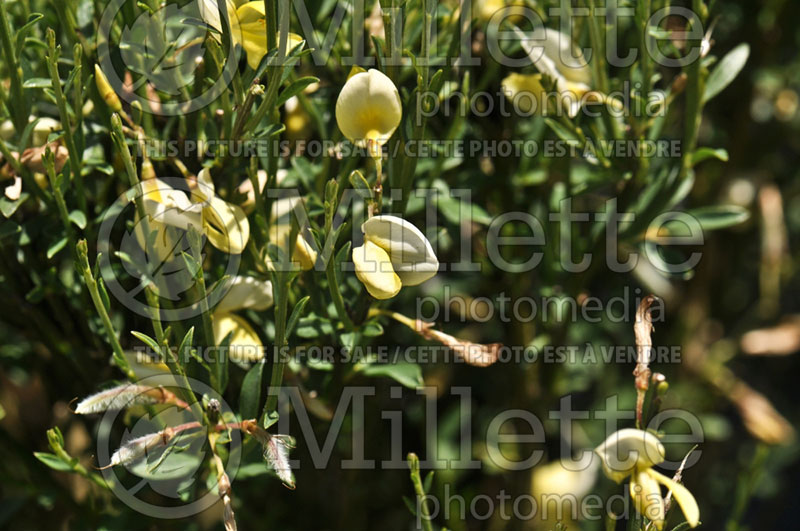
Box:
left=179, top=327, right=195, bottom=356
left=361, top=320, right=384, bottom=337
left=437, top=195, right=492, bottom=226
left=703, top=44, right=750, bottom=103
left=0, top=220, right=21, bottom=240
left=34, top=452, right=74, bottom=472
left=97, top=277, right=112, bottom=314
left=275, top=76, right=320, bottom=108
left=512, top=169, right=548, bottom=187
left=296, top=314, right=333, bottom=338
left=262, top=409, right=279, bottom=430
left=348, top=170, right=372, bottom=198
left=358, top=362, right=423, bottom=389
left=0, top=193, right=29, bottom=218
left=402, top=495, right=418, bottom=516
left=68, top=209, right=87, bottom=229
left=688, top=205, right=750, bottom=231
left=423, top=470, right=434, bottom=493
left=544, top=118, right=580, bottom=143
left=15, top=13, right=44, bottom=54
left=23, top=77, right=54, bottom=89
left=47, top=236, right=68, bottom=259
left=239, top=361, right=263, bottom=420
left=131, top=331, right=161, bottom=353
left=286, top=296, right=310, bottom=339
left=691, top=147, right=729, bottom=166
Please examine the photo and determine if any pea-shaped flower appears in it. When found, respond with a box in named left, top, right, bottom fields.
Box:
left=213, top=275, right=273, bottom=366
left=138, top=174, right=250, bottom=255
left=352, top=215, right=438, bottom=299
left=215, top=275, right=274, bottom=313
left=503, top=27, right=615, bottom=117
left=595, top=429, right=699, bottom=530
left=201, top=0, right=304, bottom=70
left=269, top=196, right=318, bottom=271
left=335, top=69, right=402, bottom=158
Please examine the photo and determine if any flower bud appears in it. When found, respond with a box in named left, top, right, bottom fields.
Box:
left=336, top=69, right=402, bottom=153
left=95, top=64, right=122, bottom=111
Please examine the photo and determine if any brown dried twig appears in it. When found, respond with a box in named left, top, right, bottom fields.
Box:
left=633, top=295, right=659, bottom=428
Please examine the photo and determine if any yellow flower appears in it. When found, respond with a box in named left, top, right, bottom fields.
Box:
left=352, top=215, right=438, bottom=300
left=210, top=275, right=273, bottom=367
left=501, top=73, right=551, bottom=115
left=138, top=174, right=250, bottom=255
left=475, top=0, right=527, bottom=24
left=335, top=69, right=402, bottom=158
left=269, top=196, right=318, bottom=271
left=503, top=27, right=618, bottom=117
left=201, top=0, right=304, bottom=70
left=530, top=459, right=597, bottom=529
left=213, top=311, right=263, bottom=366
left=216, top=275, right=274, bottom=313
left=193, top=169, right=251, bottom=254
left=595, top=429, right=699, bottom=530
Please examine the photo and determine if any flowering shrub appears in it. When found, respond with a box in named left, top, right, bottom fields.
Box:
left=0, top=0, right=797, bottom=529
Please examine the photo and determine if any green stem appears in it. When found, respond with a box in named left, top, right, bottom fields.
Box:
left=676, top=0, right=707, bottom=192
left=326, top=253, right=355, bottom=331
left=265, top=0, right=277, bottom=53
left=262, top=271, right=289, bottom=418
left=0, top=0, right=28, bottom=132
left=76, top=240, right=136, bottom=380
left=407, top=453, right=434, bottom=531
left=46, top=30, right=87, bottom=213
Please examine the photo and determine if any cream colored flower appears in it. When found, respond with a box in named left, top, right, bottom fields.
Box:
left=475, top=0, right=527, bottom=24
left=194, top=170, right=251, bottom=254
left=201, top=0, right=304, bottom=70
left=504, top=27, right=616, bottom=117
left=138, top=174, right=250, bottom=255
left=1, top=116, right=62, bottom=146
left=269, top=196, right=318, bottom=271
left=335, top=69, right=402, bottom=157
left=352, top=215, right=438, bottom=300
left=211, top=275, right=273, bottom=366
left=595, top=429, right=699, bottom=529
left=216, top=275, right=274, bottom=313
left=530, top=459, right=597, bottom=529
left=213, top=311, right=263, bottom=365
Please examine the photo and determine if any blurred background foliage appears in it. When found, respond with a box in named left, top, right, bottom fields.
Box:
left=1, top=0, right=799, bottom=529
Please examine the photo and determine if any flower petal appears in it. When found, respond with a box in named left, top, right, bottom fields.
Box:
left=648, top=469, right=700, bottom=528
left=132, top=214, right=183, bottom=266
left=501, top=73, right=548, bottom=115
left=352, top=241, right=402, bottom=299
left=362, top=215, right=438, bottom=286
left=234, top=2, right=304, bottom=69
left=213, top=311, right=263, bottom=366
left=595, top=429, right=665, bottom=482
left=516, top=27, right=592, bottom=86
left=270, top=224, right=318, bottom=271
left=195, top=168, right=216, bottom=201
left=335, top=69, right=402, bottom=146
left=630, top=469, right=665, bottom=529
left=140, top=179, right=204, bottom=231
left=216, top=276, right=274, bottom=312
left=202, top=196, right=250, bottom=254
